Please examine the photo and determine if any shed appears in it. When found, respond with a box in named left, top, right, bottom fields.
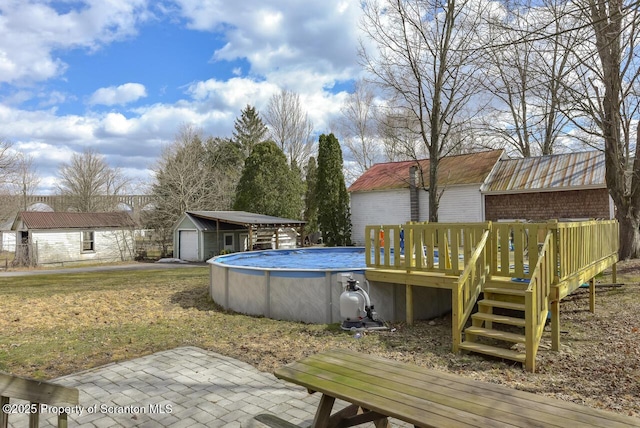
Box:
left=348, top=150, right=504, bottom=245
left=481, top=151, right=615, bottom=221
left=173, top=211, right=306, bottom=262
left=11, top=211, right=137, bottom=266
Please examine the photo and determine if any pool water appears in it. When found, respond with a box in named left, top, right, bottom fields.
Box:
left=213, top=247, right=366, bottom=270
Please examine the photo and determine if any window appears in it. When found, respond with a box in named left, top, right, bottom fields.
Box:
left=82, top=231, right=95, bottom=252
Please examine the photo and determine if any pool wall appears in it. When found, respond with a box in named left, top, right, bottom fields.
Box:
left=209, top=248, right=451, bottom=324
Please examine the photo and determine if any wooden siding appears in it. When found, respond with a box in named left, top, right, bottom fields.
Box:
left=350, top=190, right=411, bottom=246
left=32, top=230, right=135, bottom=265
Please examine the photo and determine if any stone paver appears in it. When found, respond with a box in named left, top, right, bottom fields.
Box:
left=6, top=347, right=411, bottom=427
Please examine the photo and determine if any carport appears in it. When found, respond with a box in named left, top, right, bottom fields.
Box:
left=172, top=211, right=306, bottom=262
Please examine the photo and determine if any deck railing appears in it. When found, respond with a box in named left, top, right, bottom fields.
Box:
left=0, top=372, right=79, bottom=428
left=452, top=229, right=490, bottom=351
left=556, top=220, right=618, bottom=282
left=364, top=222, right=489, bottom=275
left=524, top=231, right=555, bottom=372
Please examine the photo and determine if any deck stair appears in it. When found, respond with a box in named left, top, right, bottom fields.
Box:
left=459, top=278, right=529, bottom=364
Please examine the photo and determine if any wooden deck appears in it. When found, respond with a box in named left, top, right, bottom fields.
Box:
left=364, top=220, right=619, bottom=371
left=274, top=349, right=640, bottom=428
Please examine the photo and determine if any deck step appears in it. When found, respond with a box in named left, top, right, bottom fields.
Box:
left=465, top=326, right=526, bottom=343
left=484, top=287, right=526, bottom=297
left=478, top=299, right=525, bottom=311
left=471, top=312, right=526, bottom=327
left=459, top=342, right=526, bottom=363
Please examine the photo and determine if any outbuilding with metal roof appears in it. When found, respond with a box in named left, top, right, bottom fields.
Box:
left=172, top=211, right=306, bottom=262
left=11, top=211, right=137, bottom=266
left=481, top=151, right=614, bottom=221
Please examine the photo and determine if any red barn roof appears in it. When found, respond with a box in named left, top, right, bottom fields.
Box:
left=348, top=150, right=504, bottom=192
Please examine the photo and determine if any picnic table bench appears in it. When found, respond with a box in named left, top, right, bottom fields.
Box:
left=274, top=349, right=640, bottom=428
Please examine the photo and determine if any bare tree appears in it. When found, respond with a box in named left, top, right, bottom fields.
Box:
left=264, top=89, right=314, bottom=167
left=0, top=140, right=19, bottom=222
left=56, top=148, right=129, bottom=212
left=565, top=0, right=640, bottom=259
left=334, top=79, right=381, bottom=180
left=12, top=153, right=40, bottom=212
left=360, top=0, right=487, bottom=221
left=149, top=125, right=244, bottom=254
left=479, top=0, right=578, bottom=156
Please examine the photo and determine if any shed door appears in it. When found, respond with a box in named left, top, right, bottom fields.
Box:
left=179, top=230, right=198, bottom=261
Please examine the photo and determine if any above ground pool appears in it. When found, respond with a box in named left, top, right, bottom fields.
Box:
left=207, top=246, right=452, bottom=325
left=211, top=247, right=366, bottom=270
left=208, top=247, right=369, bottom=324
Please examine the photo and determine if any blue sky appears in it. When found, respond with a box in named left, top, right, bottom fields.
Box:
left=0, top=0, right=364, bottom=193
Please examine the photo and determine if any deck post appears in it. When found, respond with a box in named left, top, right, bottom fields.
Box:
left=406, top=284, right=414, bottom=325
left=589, top=278, right=596, bottom=313
left=551, top=299, right=560, bottom=351
left=612, top=262, right=617, bottom=283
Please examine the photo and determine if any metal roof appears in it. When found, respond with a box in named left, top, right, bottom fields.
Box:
left=482, top=151, right=606, bottom=193
left=186, top=211, right=305, bottom=228
left=348, top=150, right=504, bottom=193
left=16, top=211, right=137, bottom=230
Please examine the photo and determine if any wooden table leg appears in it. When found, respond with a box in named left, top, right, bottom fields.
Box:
left=312, top=394, right=336, bottom=428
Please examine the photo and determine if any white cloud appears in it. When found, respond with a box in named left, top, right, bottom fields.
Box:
left=174, top=0, right=363, bottom=81
left=89, top=83, right=148, bottom=106
left=0, top=0, right=149, bottom=84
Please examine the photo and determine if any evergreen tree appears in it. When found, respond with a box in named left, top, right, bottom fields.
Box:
left=303, top=156, right=319, bottom=239
left=233, top=141, right=303, bottom=219
left=316, top=134, right=351, bottom=246
left=232, top=105, right=268, bottom=158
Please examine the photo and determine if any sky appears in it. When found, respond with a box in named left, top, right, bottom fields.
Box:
left=0, top=0, right=365, bottom=194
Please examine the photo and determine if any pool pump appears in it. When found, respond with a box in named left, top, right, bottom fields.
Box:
left=339, top=275, right=387, bottom=331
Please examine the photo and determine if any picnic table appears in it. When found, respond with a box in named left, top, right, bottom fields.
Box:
left=274, top=349, right=640, bottom=428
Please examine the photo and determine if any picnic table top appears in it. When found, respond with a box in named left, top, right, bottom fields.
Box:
left=274, top=349, right=640, bottom=428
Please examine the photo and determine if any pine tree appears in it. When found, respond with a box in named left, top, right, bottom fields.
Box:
left=303, top=157, right=319, bottom=240
left=316, top=134, right=351, bottom=246
left=232, top=105, right=268, bottom=158
left=233, top=141, right=303, bottom=219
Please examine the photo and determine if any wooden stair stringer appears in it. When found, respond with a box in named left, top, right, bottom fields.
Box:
left=460, top=280, right=535, bottom=367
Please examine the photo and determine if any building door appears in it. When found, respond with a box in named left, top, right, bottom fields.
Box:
left=239, top=234, right=248, bottom=251
left=179, top=230, right=198, bottom=261
left=223, top=233, right=234, bottom=252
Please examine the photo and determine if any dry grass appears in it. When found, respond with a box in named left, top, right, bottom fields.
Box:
left=0, top=263, right=639, bottom=419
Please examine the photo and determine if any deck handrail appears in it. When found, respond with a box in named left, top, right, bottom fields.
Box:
left=453, top=229, right=490, bottom=351
left=555, top=220, right=618, bottom=282
left=0, top=372, right=79, bottom=428
left=524, top=231, right=555, bottom=372
left=365, top=222, right=489, bottom=275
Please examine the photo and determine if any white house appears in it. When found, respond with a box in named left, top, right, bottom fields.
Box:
left=348, top=150, right=505, bottom=245
left=11, top=211, right=137, bottom=266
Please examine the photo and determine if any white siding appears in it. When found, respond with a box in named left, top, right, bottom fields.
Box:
left=439, top=184, right=484, bottom=222
left=418, top=184, right=483, bottom=222
left=32, top=229, right=135, bottom=265
left=1, top=231, right=16, bottom=252
left=350, top=190, right=411, bottom=246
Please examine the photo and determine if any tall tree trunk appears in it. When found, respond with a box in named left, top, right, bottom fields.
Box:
left=617, top=213, right=640, bottom=260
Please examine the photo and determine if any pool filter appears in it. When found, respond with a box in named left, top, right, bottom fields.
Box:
left=339, top=275, right=387, bottom=331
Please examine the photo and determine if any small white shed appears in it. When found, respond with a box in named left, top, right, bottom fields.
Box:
left=11, top=211, right=137, bottom=266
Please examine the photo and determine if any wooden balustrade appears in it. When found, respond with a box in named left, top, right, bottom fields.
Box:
left=0, top=372, right=79, bottom=428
